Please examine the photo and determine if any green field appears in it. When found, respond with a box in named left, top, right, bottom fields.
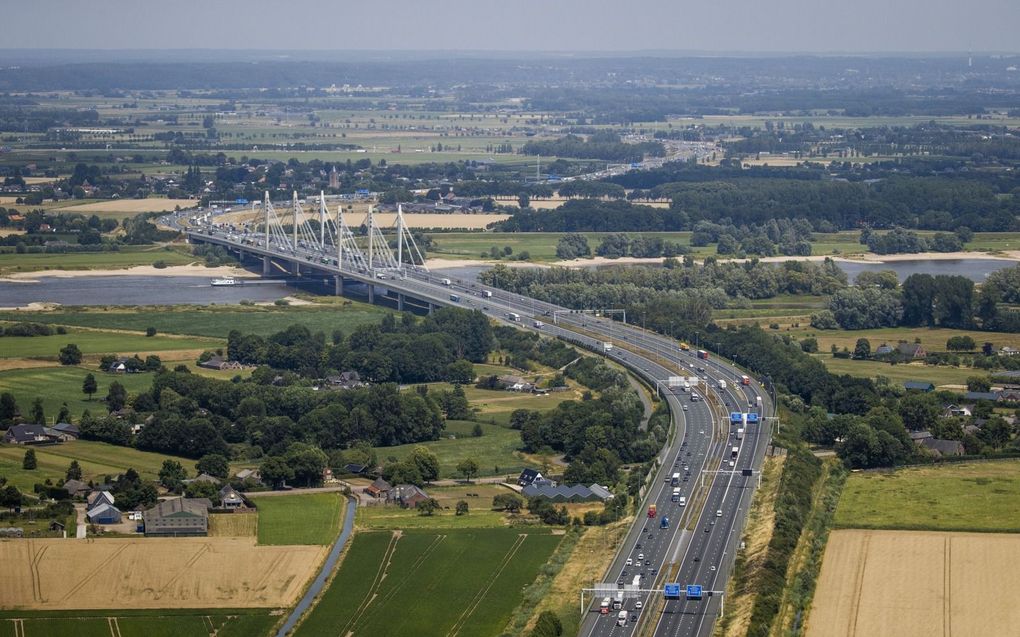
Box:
left=250, top=492, right=344, bottom=545
left=819, top=356, right=979, bottom=387
left=357, top=483, right=514, bottom=529
left=0, top=610, right=277, bottom=637
left=0, top=246, right=195, bottom=275
left=426, top=231, right=704, bottom=262
left=0, top=329, right=219, bottom=359
left=0, top=365, right=153, bottom=420
left=292, top=528, right=561, bottom=637
left=834, top=460, right=1020, bottom=533
left=375, top=419, right=539, bottom=479
left=0, top=439, right=195, bottom=492
left=0, top=302, right=388, bottom=338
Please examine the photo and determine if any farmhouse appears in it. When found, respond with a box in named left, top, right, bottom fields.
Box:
left=897, top=343, right=926, bottom=359
left=62, top=479, right=89, bottom=498
left=364, top=477, right=392, bottom=498
left=921, top=438, right=965, bottom=457
left=234, top=468, right=261, bottom=483
left=517, top=468, right=554, bottom=487
left=87, top=490, right=115, bottom=508
left=3, top=424, right=61, bottom=445
left=964, top=391, right=1000, bottom=402
left=143, top=497, right=210, bottom=536
left=86, top=502, right=122, bottom=525
left=218, top=485, right=244, bottom=509
left=391, top=484, right=430, bottom=508
left=324, top=371, right=368, bottom=390
left=522, top=483, right=614, bottom=502
left=903, top=381, right=935, bottom=392
left=197, top=355, right=243, bottom=371
left=50, top=423, right=79, bottom=440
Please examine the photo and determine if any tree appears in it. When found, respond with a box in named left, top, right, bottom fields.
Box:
left=285, top=443, right=328, bottom=487
left=416, top=497, right=440, bottom=516
left=57, top=403, right=71, bottom=423
left=65, top=460, right=83, bottom=482
left=897, top=393, right=941, bottom=431
left=0, top=392, right=18, bottom=423
left=59, top=343, right=83, bottom=365
left=106, top=381, right=127, bottom=411
left=158, top=459, right=188, bottom=491
left=946, top=335, right=976, bottom=351
left=517, top=192, right=530, bottom=209
left=146, top=327, right=157, bottom=337
left=455, top=500, right=469, bottom=516
left=456, top=458, right=479, bottom=482
left=23, top=449, right=37, bottom=470
left=966, top=376, right=991, bottom=393
left=408, top=446, right=440, bottom=483
left=260, top=456, right=295, bottom=489
left=82, top=373, right=98, bottom=401
left=853, top=338, right=871, bottom=360
left=195, top=454, right=230, bottom=479
left=555, top=233, right=591, bottom=259
left=445, top=359, right=475, bottom=384
left=30, top=398, right=45, bottom=424
left=530, top=611, right=564, bottom=637
left=492, top=493, right=524, bottom=513
left=0, top=485, right=22, bottom=511
left=185, top=480, right=220, bottom=499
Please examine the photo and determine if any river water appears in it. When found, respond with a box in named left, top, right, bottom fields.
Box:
left=0, top=258, right=1014, bottom=308
left=0, top=275, right=292, bottom=307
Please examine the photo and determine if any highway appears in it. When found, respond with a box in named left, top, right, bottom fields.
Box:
left=172, top=208, right=773, bottom=637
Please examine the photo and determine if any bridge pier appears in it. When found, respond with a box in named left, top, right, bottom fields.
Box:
left=427, top=302, right=434, bottom=315
left=262, top=255, right=271, bottom=275
left=292, top=260, right=301, bottom=276
left=333, top=275, right=344, bottom=296
left=397, top=294, right=404, bottom=311
left=367, top=285, right=375, bottom=304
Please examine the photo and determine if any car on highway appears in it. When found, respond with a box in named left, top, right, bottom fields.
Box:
left=635, top=601, right=643, bottom=609
left=637, top=553, right=644, bottom=561
left=716, top=509, right=723, bottom=517
left=626, top=558, right=633, bottom=566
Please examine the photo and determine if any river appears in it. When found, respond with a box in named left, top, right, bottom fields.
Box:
left=0, top=275, right=292, bottom=307
left=0, top=258, right=1014, bottom=308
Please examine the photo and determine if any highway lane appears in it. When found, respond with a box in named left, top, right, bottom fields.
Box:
left=181, top=215, right=773, bottom=637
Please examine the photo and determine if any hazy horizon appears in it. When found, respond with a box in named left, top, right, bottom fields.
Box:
left=5, top=0, right=1018, bottom=54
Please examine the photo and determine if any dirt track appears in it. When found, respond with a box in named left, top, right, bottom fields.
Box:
left=0, top=537, right=324, bottom=610
left=807, top=529, right=1020, bottom=637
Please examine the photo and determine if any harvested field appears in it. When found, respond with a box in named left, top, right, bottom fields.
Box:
left=806, top=529, right=1020, bottom=637
left=58, top=199, right=194, bottom=214
left=0, top=537, right=325, bottom=610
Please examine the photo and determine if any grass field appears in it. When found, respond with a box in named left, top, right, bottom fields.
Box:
left=250, top=492, right=344, bottom=545
left=834, top=460, right=1020, bottom=533
left=807, top=529, right=1020, bottom=637
left=0, top=365, right=154, bottom=421
left=0, top=537, right=325, bottom=610
left=0, top=246, right=195, bottom=275
left=0, top=439, right=195, bottom=493
left=374, top=419, right=540, bottom=480
left=357, top=483, right=514, bottom=530
left=785, top=325, right=1020, bottom=354
left=0, top=329, right=220, bottom=359
left=818, top=356, right=978, bottom=387
left=292, top=527, right=561, bottom=637
left=0, top=302, right=388, bottom=338
left=426, top=231, right=703, bottom=262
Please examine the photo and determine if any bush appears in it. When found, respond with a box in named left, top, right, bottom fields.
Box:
left=152, top=260, right=168, bottom=269
left=145, top=327, right=157, bottom=337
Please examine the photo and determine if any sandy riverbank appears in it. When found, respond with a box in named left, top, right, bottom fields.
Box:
left=550, top=250, right=1020, bottom=269
left=0, top=263, right=257, bottom=282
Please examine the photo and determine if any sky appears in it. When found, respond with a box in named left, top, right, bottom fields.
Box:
left=5, top=0, right=1018, bottom=53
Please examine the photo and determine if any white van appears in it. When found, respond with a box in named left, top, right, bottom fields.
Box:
left=440, top=278, right=452, bottom=286
left=679, top=496, right=687, bottom=507
left=617, top=610, right=628, bottom=626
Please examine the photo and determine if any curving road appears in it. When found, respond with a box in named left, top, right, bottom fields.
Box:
left=171, top=208, right=773, bottom=637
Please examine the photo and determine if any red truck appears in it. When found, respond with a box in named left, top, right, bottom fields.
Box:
left=696, top=349, right=709, bottom=360
left=647, top=504, right=657, bottom=518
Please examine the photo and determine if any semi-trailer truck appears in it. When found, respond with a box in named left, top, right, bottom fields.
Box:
left=736, top=428, right=744, bottom=440
left=696, top=349, right=709, bottom=360
left=670, top=472, right=680, bottom=486
left=671, top=488, right=681, bottom=502
left=600, top=597, right=610, bottom=614
left=741, top=375, right=751, bottom=385
left=718, top=379, right=727, bottom=390
left=602, top=341, right=614, bottom=353
left=617, top=610, right=628, bottom=626
left=731, top=446, right=739, bottom=460
left=647, top=504, right=657, bottom=518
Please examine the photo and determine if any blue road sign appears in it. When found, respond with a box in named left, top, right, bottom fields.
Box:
left=685, top=585, right=703, bottom=600
left=746, top=413, right=759, bottom=423
left=730, top=412, right=743, bottom=424
left=235, top=198, right=249, bottom=205
left=664, top=584, right=681, bottom=599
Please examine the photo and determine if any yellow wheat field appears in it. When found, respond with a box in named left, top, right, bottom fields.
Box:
left=0, top=537, right=325, bottom=610
left=806, top=529, right=1020, bottom=637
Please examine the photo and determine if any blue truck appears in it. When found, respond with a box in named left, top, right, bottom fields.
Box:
left=660, top=516, right=669, bottom=529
